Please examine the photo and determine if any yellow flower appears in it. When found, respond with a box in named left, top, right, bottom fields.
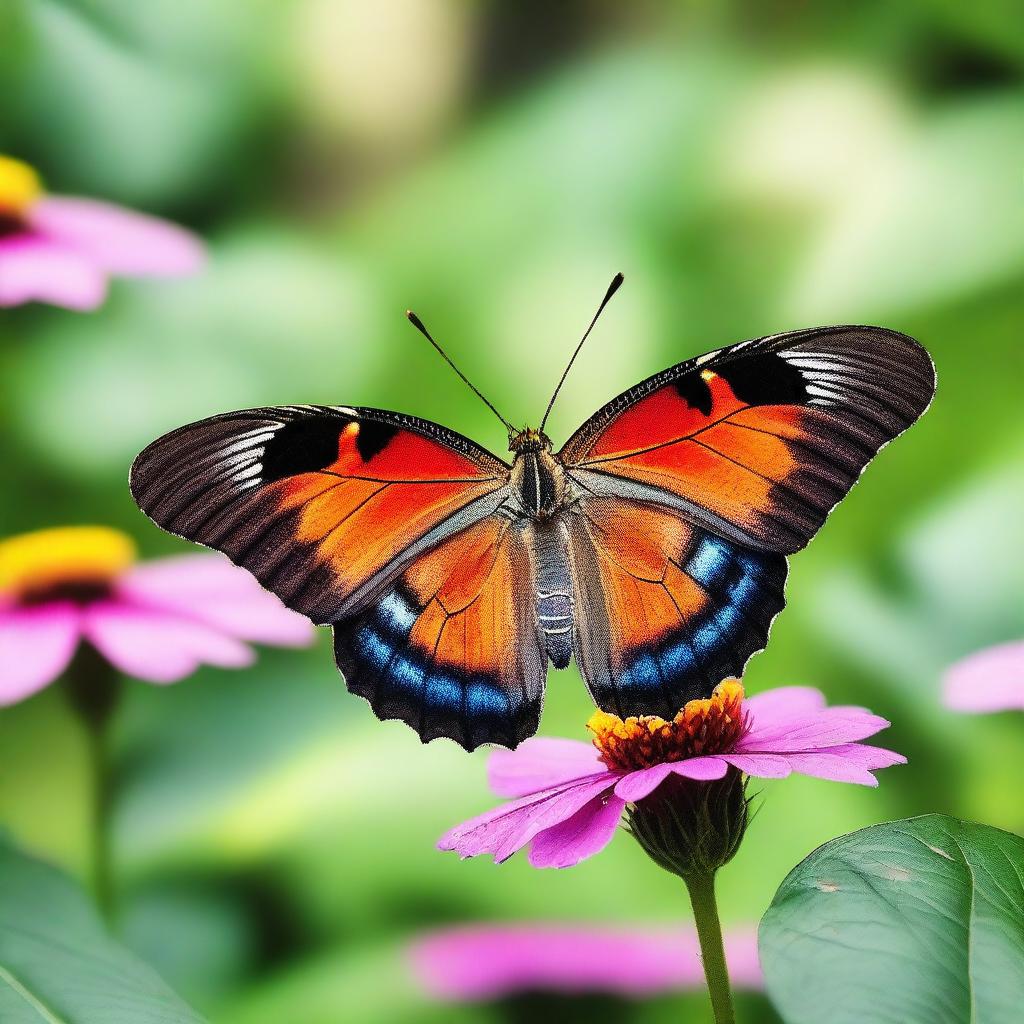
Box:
left=0, top=526, right=136, bottom=601
left=0, top=156, right=43, bottom=217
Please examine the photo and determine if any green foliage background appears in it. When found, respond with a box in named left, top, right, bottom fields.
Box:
left=1, top=2, right=1022, bottom=1022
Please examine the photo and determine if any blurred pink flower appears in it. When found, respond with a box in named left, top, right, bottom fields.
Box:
left=439, top=681, right=904, bottom=868
left=943, top=640, right=1024, bottom=713
left=0, top=155, right=203, bottom=311
left=409, top=923, right=763, bottom=1000
left=0, top=526, right=314, bottom=704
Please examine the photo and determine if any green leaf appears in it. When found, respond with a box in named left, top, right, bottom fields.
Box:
left=759, top=814, right=1024, bottom=1024
left=0, top=841, right=206, bottom=1024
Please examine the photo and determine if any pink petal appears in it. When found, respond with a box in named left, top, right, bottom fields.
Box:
left=612, top=757, right=729, bottom=802
left=528, top=793, right=626, bottom=868
left=81, top=601, right=254, bottom=683
left=943, top=641, right=1024, bottom=713
left=29, top=197, right=204, bottom=277
left=0, top=233, right=106, bottom=310
left=740, top=707, right=891, bottom=752
left=489, top=738, right=606, bottom=798
left=778, top=751, right=877, bottom=786
left=409, top=923, right=762, bottom=1000
left=668, top=756, right=731, bottom=781
left=742, top=686, right=826, bottom=727
left=614, top=763, right=677, bottom=802
left=720, top=753, right=793, bottom=779
left=438, top=774, right=619, bottom=863
left=0, top=604, right=81, bottom=704
left=117, top=554, right=314, bottom=648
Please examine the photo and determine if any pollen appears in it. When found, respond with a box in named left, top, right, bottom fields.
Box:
left=588, top=680, right=746, bottom=772
left=0, top=156, right=43, bottom=217
left=0, top=526, right=136, bottom=600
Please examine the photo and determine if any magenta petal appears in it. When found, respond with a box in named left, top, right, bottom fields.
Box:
left=720, top=753, right=793, bottom=779
left=614, top=756, right=729, bottom=802
left=409, top=923, right=762, bottom=1000
left=943, top=641, right=1024, bottom=713
left=30, top=197, right=204, bottom=277
left=488, top=738, right=606, bottom=798
left=528, top=793, right=626, bottom=868
left=117, top=554, right=314, bottom=647
left=0, top=234, right=106, bottom=309
left=668, top=756, right=730, bottom=781
left=614, top=763, right=675, bottom=802
left=438, top=775, right=619, bottom=863
left=779, top=750, right=881, bottom=786
left=0, top=604, right=81, bottom=704
left=742, top=686, right=826, bottom=728
left=82, top=601, right=254, bottom=682
left=780, top=743, right=907, bottom=785
left=741, top=707, right=891, bottom=752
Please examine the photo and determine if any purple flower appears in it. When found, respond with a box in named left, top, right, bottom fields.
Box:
left=0, top=526, right=314, bottom=704
left=944, top=640, right=1024, bottom=713
left=0, top=155, right=203, bottom=311
left=439, top=681, right=904, bottom=869
left=409, top=923, right=763, bottom=1000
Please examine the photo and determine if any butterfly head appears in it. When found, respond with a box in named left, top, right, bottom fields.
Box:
left=508, top=427, right=552, bottom=454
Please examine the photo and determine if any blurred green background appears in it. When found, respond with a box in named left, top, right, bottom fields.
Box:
left=1, top=1, right=1023, bottom=1022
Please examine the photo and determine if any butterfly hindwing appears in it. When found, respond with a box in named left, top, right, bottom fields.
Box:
left=561, top=326, right=935, bottom=554
left=333, top=516, right=545, bottom=749
left=130, top=406, right=511, bottom=623
left=566, top=497, right=787, bottom=718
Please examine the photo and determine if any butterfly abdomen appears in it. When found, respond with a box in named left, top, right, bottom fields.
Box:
left=530, top=520, right=574, bottom=670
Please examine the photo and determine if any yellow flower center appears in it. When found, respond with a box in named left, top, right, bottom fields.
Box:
left=0, top=526, right=136, bottom=603
left=0, top=156, right=43, bottom=218
left=588, top=680, right=746, bottom=772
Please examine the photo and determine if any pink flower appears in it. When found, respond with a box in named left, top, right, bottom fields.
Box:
left=409, top=922, right=763, bottom=1000
left=0, top=526, right=314, bottom=704
left=943, top=640, right=1024, bottom=713
left=0, top=155, right=203, bottom=311
left=439, top=681, right=904, bottom=869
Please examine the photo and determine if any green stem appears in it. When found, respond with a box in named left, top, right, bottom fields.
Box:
left=684, top=871, right=736, bottom=1024
left=64, top=649, right=121, bottom=927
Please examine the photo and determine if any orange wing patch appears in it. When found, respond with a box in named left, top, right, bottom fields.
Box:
left=334, top=519, right=545, bottom=750
left=568, top=497, right=787, bottom=719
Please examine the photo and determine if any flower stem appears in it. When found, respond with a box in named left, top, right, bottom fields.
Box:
left=684, top=871, right=736, bottom=1024
left=64, top=648, right=121, bottom=927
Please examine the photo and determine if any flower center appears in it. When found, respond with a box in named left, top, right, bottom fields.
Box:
left=0, top=156, right=42, bottom=227
left=587, top=680, right=746, bottom=772
left=0, top=526, right=136, bottom=605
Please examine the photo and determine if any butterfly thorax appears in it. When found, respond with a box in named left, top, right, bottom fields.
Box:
left=509, top=429, right=566, bottom=518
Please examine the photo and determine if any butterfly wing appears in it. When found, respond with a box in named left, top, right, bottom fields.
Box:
left=334, top=516, right=545, bottom=750
left=560, top=326, right=936, bottom=554
left=130, top=405, right=511, bottom=623
left=565, top=496, right=787, bottom=718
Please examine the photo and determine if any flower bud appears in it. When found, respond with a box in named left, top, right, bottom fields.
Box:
left=626, top=767, right=749, bottom=880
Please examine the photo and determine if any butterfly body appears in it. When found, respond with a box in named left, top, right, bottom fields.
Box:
left=131, top=323, right=935, bottom=750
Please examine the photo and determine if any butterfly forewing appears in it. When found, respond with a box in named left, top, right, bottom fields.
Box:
left=130, top=405, right=511, bottom=625
left=560, top=326, right=936, bottom=554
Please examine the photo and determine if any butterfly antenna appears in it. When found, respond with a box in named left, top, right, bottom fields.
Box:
left=406, top=311, right=514, bottom=434
left=539, top=272, right=624, bottom=433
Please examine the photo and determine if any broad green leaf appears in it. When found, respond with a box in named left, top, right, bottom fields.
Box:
left=0, top=841, right=206, bottom=1024
left=759, top=814, right=1024, bottom=1024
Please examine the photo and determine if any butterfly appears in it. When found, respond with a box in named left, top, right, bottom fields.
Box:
left=130, top=274, right=936, bottom=750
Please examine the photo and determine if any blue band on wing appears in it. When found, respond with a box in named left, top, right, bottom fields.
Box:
left=334, top=585, right=522, bottom=750
left=615, top=533, right=787, bottom=712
